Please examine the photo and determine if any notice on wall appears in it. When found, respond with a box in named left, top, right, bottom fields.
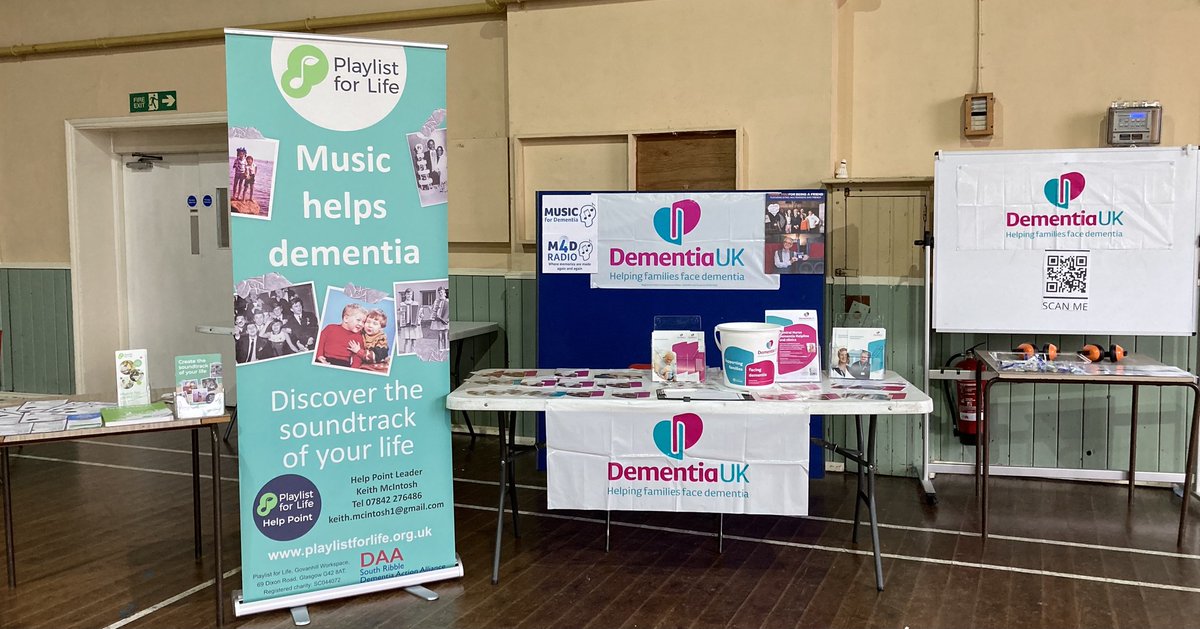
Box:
left=545, top=401, right=809, bottom=515
left=226, top=29, right=460, bottom=616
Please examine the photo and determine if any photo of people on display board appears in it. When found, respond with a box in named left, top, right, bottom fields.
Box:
left=312, top=285, right=397, bottom=376
left=233, top=281, right=318, bottom=365
left=763, top=194, right=825, bottom=275
left=406, top=127, right=448, bottom=207
left=393, top=278, right=450, bottom=363
left=228, top=128, right=279, bottom=219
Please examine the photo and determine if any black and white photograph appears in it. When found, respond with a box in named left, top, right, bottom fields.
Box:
left=393, top=278, right=451, bottom=363
left=406, top=127, right=448, bottom=207
left=232, top=281, right=319, bottom=365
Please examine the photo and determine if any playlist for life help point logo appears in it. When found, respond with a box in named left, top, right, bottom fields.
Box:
left=272, top=38, right=408, bottom=132
left=653, top=413, right=703, bottom=460
left=1044, top=172, right=1086, bottom=209
left=653, top=199, right=702, bottom=245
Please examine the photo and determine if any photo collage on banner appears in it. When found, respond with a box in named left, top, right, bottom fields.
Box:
left=225, top=29, right=459, bottom=616
left=763, top=191, right=826, bottom=275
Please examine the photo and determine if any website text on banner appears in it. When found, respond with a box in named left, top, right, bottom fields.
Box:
left=225, top=29, right=459, bottom=616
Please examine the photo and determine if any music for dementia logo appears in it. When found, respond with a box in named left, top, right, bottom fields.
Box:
left=271, top=38, right=408, bottom=132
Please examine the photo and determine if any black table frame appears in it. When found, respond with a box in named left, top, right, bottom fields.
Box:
left=974, top=362, right=1200, bottom=546
left=2, top=421, right=227, bottom=627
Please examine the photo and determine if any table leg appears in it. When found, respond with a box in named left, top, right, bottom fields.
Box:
left=192, top=429, right=202, bottom=560
left=1129, top=385, right=1140, bottom=505
left=605, top=511, right=611, bottom=552
left=852, top=415, right=865, bottom=544
left=866, top=414, right=883, bottom=592
left=210, top=426, right=224, bottom=628
left=975, top=363, right=983, bottom=497
left=717, top=514, right=724, bottom=553
left=2, top=446, right=13, bottom=588
left=507, top=412, right=520, bottom=538
left=981, top=378, right=995, bottom=542
left=1180, top=383, right=1200, bottom=547
left=492, top=411, right=510, bottom=585
left=452, top=339, right=476, bottom=442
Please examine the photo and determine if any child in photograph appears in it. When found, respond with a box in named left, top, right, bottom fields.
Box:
left=360, top=309, right=391, bottom=371
left=429, top=286, right=449, bottom=351
left=243, top=155, right=258, bottom=202
left=231, top=148, right=247, bottom=200
left=396, top=289, right=423, bottom=354
left=316, top=303, right=367, bottom=368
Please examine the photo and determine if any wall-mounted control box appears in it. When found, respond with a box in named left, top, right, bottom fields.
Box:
left=1107, top=101, right=1161, bottom=146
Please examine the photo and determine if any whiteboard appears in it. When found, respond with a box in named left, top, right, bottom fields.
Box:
left=933, top=147, right=1199, bottom=335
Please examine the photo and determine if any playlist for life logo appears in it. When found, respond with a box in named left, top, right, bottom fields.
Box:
left=653, top=199, right=702, bottom=245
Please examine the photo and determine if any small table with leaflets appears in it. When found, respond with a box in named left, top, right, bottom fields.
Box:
left=0, top=392, right=231, bottom=627
left=446, top=367, right=932, bottom=591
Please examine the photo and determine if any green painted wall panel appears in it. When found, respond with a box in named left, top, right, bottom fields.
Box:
left=0, top=268, right=75, bottom=394
left=829, top=282, right=1196, bottom=478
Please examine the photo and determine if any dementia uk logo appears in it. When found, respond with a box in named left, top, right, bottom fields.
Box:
left=1006, top=170, right=1124, bottom=230
left=608, top=412, right=749, bottom=484
left=653, top=199, right=702, bottom=245
left=652, top=412, right=703, bottom=460
left=1044, top=171, right=1086, bottom=209
left=608, top=198, right=746, bottom=269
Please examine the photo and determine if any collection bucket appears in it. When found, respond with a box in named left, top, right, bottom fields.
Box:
left=713, top=322, right=782, bottom=390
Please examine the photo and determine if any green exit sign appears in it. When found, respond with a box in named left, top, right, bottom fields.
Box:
left=129, top=91, right=177, bottom=113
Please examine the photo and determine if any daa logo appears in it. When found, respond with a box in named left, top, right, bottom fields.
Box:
left=653, top=199, right=702, bottom=245
left=1044, top=172, right=1085, bottom=209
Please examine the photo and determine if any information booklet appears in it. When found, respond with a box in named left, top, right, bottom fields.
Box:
left=829, top=327, right=886, bottom=380
left=765, top=309, right=821, bottom=382
left=651, top=330, right=706, bottom=383
left=175, top=354, right=225, bottom=419
left=115, top=349, right=151, bottom=406
left=100, top=402, right=173, bottom=426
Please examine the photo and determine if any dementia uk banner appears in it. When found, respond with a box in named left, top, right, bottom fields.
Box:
left=545, top=400, right=810, bottom=515
left=225, top=29, right=459, bottom=616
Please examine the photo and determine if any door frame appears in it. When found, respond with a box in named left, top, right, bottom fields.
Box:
left=65, top=111, right=226, bottom=392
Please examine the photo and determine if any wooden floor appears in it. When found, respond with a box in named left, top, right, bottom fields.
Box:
left=1, top=428, right=1199, bottom=628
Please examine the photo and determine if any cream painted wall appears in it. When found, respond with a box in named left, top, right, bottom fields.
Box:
left=507, top=0, right=835, bottom=190
left=840, top=0, right=1200, bottom=177
left=0, top=9, right=508, bottom=267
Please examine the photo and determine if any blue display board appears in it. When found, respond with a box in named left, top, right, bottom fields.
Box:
left=535, top=191, right=826, bottom=477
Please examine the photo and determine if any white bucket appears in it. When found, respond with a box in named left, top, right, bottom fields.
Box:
left=713, top=322, right=782, bottom=390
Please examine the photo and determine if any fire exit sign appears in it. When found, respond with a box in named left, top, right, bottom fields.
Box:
left=129, top=91, right=177, bottom=113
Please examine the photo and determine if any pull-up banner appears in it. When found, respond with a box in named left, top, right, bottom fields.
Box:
left=226, top=29, right=460, bottom=616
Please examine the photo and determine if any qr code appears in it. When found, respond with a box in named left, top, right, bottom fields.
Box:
left=1043, top=251, right=1089, bottom=298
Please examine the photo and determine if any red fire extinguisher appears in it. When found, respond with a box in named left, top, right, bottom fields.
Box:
left=944, top=345, right=984, bottom=446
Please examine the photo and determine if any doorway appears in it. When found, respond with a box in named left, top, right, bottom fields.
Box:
left=121, top=152, right=235, bottom=398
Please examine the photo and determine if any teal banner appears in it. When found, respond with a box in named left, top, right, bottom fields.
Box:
left=225, top=30, right=459, bottom=614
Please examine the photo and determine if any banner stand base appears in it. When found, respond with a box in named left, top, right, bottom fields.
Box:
left=233, top=560, right=464, bottom=618
left=290, top=606, right=310, bottom=626
left=404, top=585, right=439, bottom=601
